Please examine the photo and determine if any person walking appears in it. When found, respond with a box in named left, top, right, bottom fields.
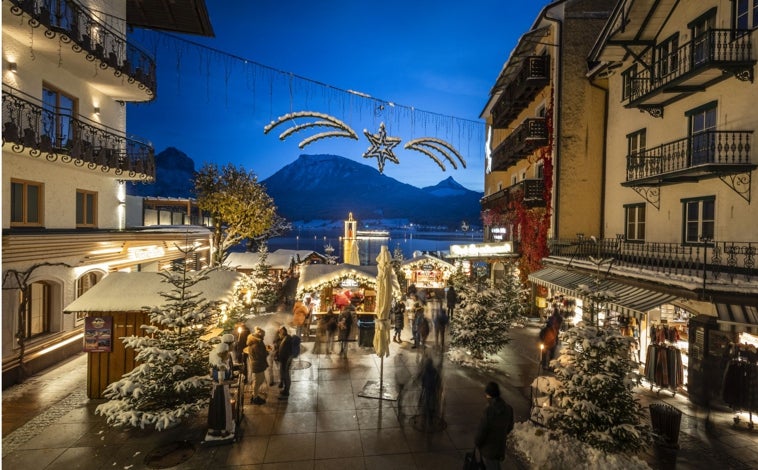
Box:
left=445, top=284, right=457, bottom=320
left=292, top=298, right=309, bottom=339
left=411, top=301, right=424, bottom=349
left=246, top=327, right=269, bottom=405
left=324, top=307, right=339, bottom=353
left=392, top=300, right=406, bottom=343
left=433, top=305, right=449, bottom=350
left=275, top=326, right=293, bottom=399
left=474, top=382, right=514, bottom=470
left=337, top=305, right=355, bottom=357
left=418, top=356, right=442, bottom=428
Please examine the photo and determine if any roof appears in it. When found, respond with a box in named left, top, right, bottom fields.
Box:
left=401, top=254, right=456, bottom=270
left=297, top=263, right=402, bottom=299
left=63, top=270, right=241, bottom=312
left=126, top=0, right=215, bottom=37
left=224, top=249, right=325, bottom=270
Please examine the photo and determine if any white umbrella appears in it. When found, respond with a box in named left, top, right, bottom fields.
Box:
left=373, top=245, right=393, bottom=358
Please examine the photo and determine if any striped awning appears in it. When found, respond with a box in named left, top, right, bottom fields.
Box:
left=716, top=304, right=758, bottom=334
left=528, top=267, right=679, bottom=319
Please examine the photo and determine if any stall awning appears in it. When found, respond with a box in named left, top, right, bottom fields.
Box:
left=529, top=267, right=679, bottom=319
left=716, top=304, right=758, bottom=334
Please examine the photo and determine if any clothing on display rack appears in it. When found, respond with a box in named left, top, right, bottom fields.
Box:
left=722, top=343, right=758, bottom=415
left=644, top=343, right=684, bottom=391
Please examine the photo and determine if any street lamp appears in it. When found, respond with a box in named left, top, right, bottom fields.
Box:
left=296, top=235, right=299, bottom=250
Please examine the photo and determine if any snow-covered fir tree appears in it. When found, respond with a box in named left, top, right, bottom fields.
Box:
left=95, top=246, right=221, bottom=431
left=450, top=263, right=526, bottom=361
left=249, top=244, right=280, bottom=310
left=535, top=288, right=652, bottom=453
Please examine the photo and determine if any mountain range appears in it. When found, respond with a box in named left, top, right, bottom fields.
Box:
left=127, top=148, right=483, bottom=229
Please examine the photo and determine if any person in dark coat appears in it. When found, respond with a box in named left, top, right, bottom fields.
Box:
left=475, top=381, right=514, bottom=470
left=337, top=305, right=355, bottom=357
left=246, top=327, right=269, bottom=405
left=445, top=284, right=458, bottom=320
left=275, top=326, right=293, bottom=399
left=418, top=356, right=442, bottom=426
left=392, top=300, right=406, bottom=343
left=411, top=302, right=425, bottom=349
left=324, top=307, right=339, bottom=353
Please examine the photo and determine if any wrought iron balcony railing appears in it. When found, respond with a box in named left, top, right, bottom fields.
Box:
left=481, top=178, right=545, bottom=212
left=547, top=237, right=757, bottom=285
left=8, top=0, right=156, bottom=97
left=492, top=55, right=550, bottom=129
left=2, top=85, right=155, bottom=181
left=624, top=130, right=754, bottom=184
left=490, top=118, right=548, bottom=171
left=626, top=29, right=754, bottom=107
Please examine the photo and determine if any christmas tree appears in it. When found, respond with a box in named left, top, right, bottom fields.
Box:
left=95, top=246, right=221, bottom=431
left=449, top=263, right=526, bottom=361
left=536, top=288, right=652, bottom=453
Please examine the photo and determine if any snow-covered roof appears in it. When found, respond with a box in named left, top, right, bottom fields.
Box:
left=401, top=254, right=455, bottom=270
left=63, top=270, right=241, bottom=313
left=297, top=263, right=401, bottom=299
left=224, top=249, right=325, bottom=270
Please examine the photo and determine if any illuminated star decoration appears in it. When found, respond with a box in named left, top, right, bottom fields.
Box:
left=362, top=122, right=401, bottom=173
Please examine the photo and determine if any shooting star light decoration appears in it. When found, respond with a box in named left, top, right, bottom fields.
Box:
left=263, top=111, right=358, bottom=149
left=263, top=111, right=466, bottom=174
left=362, top=122, right=401, bottom=173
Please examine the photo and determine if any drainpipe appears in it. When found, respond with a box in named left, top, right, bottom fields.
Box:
left=589, top=79, right=609, bottom=239
left=543, top=10, right=563, bottom=240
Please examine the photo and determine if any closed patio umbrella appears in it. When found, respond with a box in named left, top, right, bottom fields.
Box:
left=373, top=245, right=393, bottom=358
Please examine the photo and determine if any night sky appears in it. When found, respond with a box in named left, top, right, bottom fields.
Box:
left=126, top=1, right=548, bottom=191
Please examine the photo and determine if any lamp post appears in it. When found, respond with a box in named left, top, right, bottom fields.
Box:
left=296, top=235, right=299, bottom=250
left=700, top=236, right=713, bottom=297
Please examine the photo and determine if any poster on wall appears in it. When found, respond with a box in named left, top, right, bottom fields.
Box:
left=83, top=316, right=113, bottom=352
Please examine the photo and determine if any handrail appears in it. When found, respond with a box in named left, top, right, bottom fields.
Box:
left=626, top=130, right=753, bottom=181
left=628, top=29, right=753, bottom=103
left=8, top=0, right=156, bottom=95
left=2, top=85, right=154, bottom=180
left=547, top=238, right=756, bottom=284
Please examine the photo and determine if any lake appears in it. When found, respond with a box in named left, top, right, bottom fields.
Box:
left=266, top=228, right=483, bottom=264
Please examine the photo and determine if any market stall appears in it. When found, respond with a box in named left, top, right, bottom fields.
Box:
left=64, top=271, right=241, bottom=398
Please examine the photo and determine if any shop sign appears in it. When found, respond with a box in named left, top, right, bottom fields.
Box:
left=449, top=242, right=513, bottom=258
left=84, top=316, right=113, bottom=352
left=422, top=263, right=434, bottom=271
left=340, top=278, right=359, bottom=288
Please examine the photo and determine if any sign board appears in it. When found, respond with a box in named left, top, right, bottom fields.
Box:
left=83, top=316, right=113, bottom=352
left=449, top=242, right=514, bottom=258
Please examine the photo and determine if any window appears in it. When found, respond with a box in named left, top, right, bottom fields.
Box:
left=624, top=204, right=646, bottom=241
left=682, top=197, right=715, bottom=243
left=735, top=0, right=758, bottom=31
left=687, top=101, right=717, bottom=165
left=627, top=129, right=647, bottom=175
left=22, top=281, right=50, bottom=338
left=691, top=12, right=715, bottom=66
left=11, top=179, right=43, bottom=226
left=42, top=84, right=76, bottom=149
left=536, top=163, right=544, bottom=179
left=76, top=189, right=97, bottom=227
left=656, top=34, right=679, bottom=78
left=77, top=272, right=100, bottom=298
left=621, top=64, right=639, bottom=100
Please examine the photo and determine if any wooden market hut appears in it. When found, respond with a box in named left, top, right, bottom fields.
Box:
left=296, top=263, right=401, bottom=317
left=63, top=271, right=241, bottom=398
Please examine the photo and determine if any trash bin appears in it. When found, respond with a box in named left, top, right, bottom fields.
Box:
left=649, top=403, right=682, bottom=447
left=357, top=320, right=375, bottom=348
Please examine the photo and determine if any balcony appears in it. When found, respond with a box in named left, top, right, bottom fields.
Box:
left=5, top=0, right=156, bottom=101
left=547, top=237, right=757, bottom=287
left=625, top=29, right=755, bottom=115
left=2, top=85, right=155, bottom=181
left=490, top=118, right=548, bottom=171
left=481, top=178, right=545, bottom=212
left=491, top=55, right=550, bottom=129
left=623, top=130, right=754, bottom=187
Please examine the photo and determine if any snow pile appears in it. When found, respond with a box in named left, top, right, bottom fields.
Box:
left=510, top=421, right=650, bottom=469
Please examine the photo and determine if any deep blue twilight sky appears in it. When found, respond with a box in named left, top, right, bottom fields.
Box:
left=126, top=1, right=549, bottom=192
